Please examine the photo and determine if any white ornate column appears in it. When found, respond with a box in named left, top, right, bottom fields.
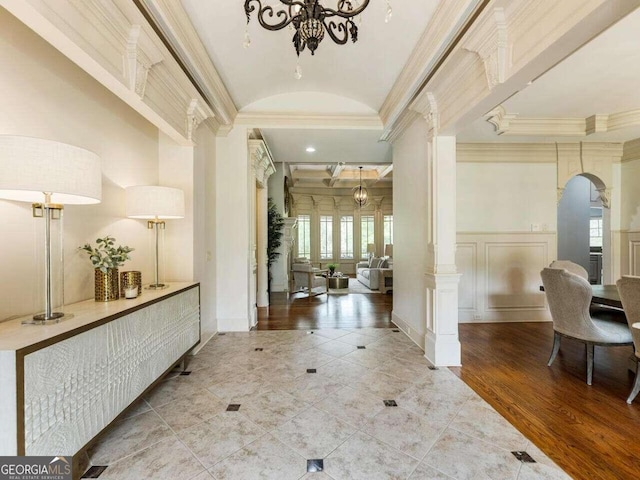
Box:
left=249, top=139, right=275, bottom=310
left=283, top=217, right=298, bottom=291
left=412, top=93, right=461, bottom=366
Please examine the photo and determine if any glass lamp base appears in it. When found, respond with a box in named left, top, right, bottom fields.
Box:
left=23, top=312, right=74, bottom=326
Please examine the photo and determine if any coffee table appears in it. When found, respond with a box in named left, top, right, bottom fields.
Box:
left=328, top=276, right=349, bottom=289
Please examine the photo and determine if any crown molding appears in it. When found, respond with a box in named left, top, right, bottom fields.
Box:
left=1, top=0, right=215, bottom=145
left=407, top=0, right=639, bottom=136
left=458, top=142, right=624, bottom=163
left=380, top=0, right=483, bottom=141
left=486, top=106, right=640, bottom=137
left=136, top=0, right=237, bottom=127
left=622, top=138, right=640, bottom=163
left=234, top=112, right=383, bottom=130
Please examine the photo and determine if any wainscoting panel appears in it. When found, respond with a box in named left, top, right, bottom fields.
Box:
left=619, top=231, right=640, bottom=276
left=457, top=232, right=556, bottom=323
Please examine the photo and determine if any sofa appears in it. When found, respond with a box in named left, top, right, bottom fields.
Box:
left=356, top=257, right=392, bottom=291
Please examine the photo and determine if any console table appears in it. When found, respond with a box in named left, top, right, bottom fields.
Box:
left=0, top=283, right=200, bottom=476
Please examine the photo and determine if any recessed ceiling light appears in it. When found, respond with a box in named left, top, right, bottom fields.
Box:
left=306, top=146, right=316, bottom=153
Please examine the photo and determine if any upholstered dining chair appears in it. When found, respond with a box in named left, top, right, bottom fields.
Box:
left=615, top=276, right=640, bottom=404
left=549, top=260, right=589, bottom=280
left=541, top=267, right=632, bottom=385
left=291, top=263, right=328, bottom=301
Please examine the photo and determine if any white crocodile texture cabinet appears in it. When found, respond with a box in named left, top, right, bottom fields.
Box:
left=0, top=283, right=200, bottom=460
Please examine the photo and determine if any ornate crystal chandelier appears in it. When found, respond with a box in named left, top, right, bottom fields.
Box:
left=244, top=1, right=376, bottom=57
left=353, top=166, right=369, bottom=208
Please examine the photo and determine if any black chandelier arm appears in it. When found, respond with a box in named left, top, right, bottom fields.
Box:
left=324, top=19, right=355, bottom=45
left=244, top=0, right=301, bottom=30
left=323, top=0, right=370, bottom=19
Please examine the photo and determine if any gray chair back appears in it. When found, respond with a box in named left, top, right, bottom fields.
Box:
left=616, top=276, right=640, bottom=358
left=549, top=260, right=589, bottom=281
left=541, top=267, right=602, bottom=340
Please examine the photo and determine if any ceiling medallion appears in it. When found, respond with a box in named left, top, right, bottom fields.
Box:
left=353, top=166, right=369, bottom=208
left=244, top=1, right=391, bottom=79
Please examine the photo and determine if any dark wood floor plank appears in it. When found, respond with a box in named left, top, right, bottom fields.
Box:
left=453, top=322, right=640, bottom=480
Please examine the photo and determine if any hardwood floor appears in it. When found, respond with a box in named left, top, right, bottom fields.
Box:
left=257, top=291, right=393, bottom=330
left=452, top=322, right=640, bottom=480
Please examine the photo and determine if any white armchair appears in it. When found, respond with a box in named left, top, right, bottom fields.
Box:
left=291, top=263, right=328, bottom=300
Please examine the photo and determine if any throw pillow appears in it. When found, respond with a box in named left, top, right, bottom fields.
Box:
left=368, top=256, right=375, bottom=268
left=380, top=259, right=388, bottom=268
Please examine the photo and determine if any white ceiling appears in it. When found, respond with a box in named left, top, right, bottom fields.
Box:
left=458, top=7, right=640, bottom=143
left=180, top=0, right=441, bottom=111
left=262, top=128, right=392, bottom=164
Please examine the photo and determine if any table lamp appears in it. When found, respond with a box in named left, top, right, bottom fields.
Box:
left=126, top=185, right=184, bottom=289
left=385, top=244, right=393, bottom=258
left=0, top=136, right=102, bottom=323
left=367, top=243, right=376, bottom=261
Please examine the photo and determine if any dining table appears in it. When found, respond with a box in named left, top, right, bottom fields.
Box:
left=539, top=284, right=623, bottom=309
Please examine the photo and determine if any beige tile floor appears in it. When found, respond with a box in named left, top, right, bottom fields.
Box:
left=84, top=328, right=571, bottom=480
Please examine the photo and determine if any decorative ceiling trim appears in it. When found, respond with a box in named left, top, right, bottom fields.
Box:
left=234, top=112, right=383, bottom=130
left=486, top=106, right=640, bottom=137
left=404, top=0, right=639, bottom=137
left=135, top=0, right=237, bottom=127
left=457, top=142, right=623, bottom=163
left=622, top=138, right=640, bottom=163
left=379, top=0, right=484, bottom=138
left=462, top=7, right=509, bottom=90
left=248, top=139, right=275, bottom=188
left=1, top=0, right=215, bottom=146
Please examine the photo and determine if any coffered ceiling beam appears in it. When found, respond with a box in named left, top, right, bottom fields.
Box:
left=328, top=164, right=346, bottom=187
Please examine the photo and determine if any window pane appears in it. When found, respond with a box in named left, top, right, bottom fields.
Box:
left=320, top=215, right=333, bottom=259
left=361, top=215, right=375, bottom=258
left=590, top=217, right=603, bottom=248
left=340, top=216, right=354, bottom=259
left=383, top=215, right=393, bottom=247
left=297, top=215, right=311, bottom=258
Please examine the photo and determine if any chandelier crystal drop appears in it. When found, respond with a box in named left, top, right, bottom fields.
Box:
left=244, top=0, right=371, bottom=56
left=353, top=166, right=369, bottom=208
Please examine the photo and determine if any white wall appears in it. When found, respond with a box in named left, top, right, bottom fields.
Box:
left=392, top=118, right=429, bottom=345
left=215, top=127, right=251, bottom=331
left=0, top=9, right=159, bottom=320
left=456, top=153, right=557, bottom=323
left=457, top=163, right=557, bottom=232
left=192, top=123, right=217, bottom=339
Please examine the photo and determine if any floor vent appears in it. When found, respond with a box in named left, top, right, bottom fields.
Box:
left=511, top=451, right=536, bottom=463
left=82, top=466, right=107, bottom=478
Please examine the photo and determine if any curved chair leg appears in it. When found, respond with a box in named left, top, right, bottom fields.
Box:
left=586, top=343, right=594, bottom=385
left=547, top=332, right=561, bottom=366
left=627, top=359, right=640, bottom=404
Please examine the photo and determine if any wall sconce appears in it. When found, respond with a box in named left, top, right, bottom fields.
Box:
left=0, top=136, right=102, bottom=323
left=126, top=186, right=184, bottom=290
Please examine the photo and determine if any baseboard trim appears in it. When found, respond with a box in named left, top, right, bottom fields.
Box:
left=190, top=330, right=216, bottom=354
left=391, top=311, right=425, bottom=351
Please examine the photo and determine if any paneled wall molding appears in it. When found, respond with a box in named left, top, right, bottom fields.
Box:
left=485, top=106, right=640, bottom=137
left=0, top=0, right=215, bottom=145
left=457, top=142, right=624, bottom=164
left=137, top=0, right=237, bottom=126
left=380, top=0, right=483, bottom=140
left=462, top=7, right=509, bottom=90
left=248, top=139, right=275, bottom=188
left=457, top=232, right=555, bottom=323
left=622, top=138, right=640, bottom=163
left=408, top=0, right=638, bottom=136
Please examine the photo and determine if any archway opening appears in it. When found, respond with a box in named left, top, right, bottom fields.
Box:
left=557, top=174, right=609, bottom=284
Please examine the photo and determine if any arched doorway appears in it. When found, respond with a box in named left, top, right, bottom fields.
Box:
left=557, top=173, right=610, bottom=284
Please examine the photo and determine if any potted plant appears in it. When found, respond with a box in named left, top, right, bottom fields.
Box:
left=326, top=263, right=339, bottom=277
left=80, top=236, right=134, bottom=302
left=267, top=197, right=285, bottom=292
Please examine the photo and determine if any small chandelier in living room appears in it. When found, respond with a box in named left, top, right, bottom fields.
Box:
left=353, top=166, right=369, bottom=208
left=243, top=1, right=388, bottom=57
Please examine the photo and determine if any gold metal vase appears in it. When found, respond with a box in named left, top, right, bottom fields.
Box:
left=95, top=268, right=119, bottom=302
